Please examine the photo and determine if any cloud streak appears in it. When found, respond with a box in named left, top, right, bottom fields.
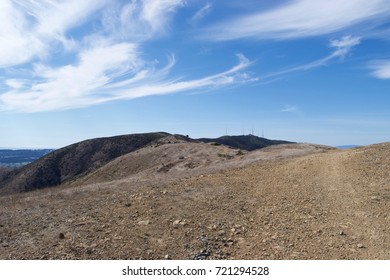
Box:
left=0, top=0, right=106, bottom=67
left=263, top=35, right=361, bottom=79
left=281, top=105, right=299, bottom=113
left=369, top=60, right=390, bottom=79
left=0, top=0, right=255, bottom=112
left=1, top=48, right=253, bottom=112
left=202, top=0, right=390, bottom=41
left=190, top=2, right=212, bottom=24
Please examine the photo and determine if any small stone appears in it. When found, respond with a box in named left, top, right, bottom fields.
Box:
left=340, top=231, right=345, bottom=236
left=357, top=243, right=365, bottom=249
left=58, top=233, right=65, bottom=239
left=164, top=254, right=170, bottom=260
left=138, top=220, right=150, bottom=226
left=173, top=220, right=181, bottom=228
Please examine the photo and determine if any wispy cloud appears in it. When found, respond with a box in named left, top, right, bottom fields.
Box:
left=0, top=0, right=256, bottom=112
left=369, top=60, right=390, bottom=79
left=281, top=105, right=299, bottom=113
left=101, top=0, right=186, bottom=40
left=0, top=0, right=106, bottom=67
left=202, top=0, right=390, bottom=41
left=190, top=2, right=212, bottom=24
left=264, top=35, right=361, bottom=79
left=1, top=49, right=253, bottom=112
left=140, top=0, right=186, bottom=35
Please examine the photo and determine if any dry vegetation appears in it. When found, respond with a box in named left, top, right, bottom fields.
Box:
left=0, top=136, right=389, bottom=260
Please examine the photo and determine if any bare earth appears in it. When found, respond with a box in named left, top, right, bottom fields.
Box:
left=0, top=138, right=389, bottom=260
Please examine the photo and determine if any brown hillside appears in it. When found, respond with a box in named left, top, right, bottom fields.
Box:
left=0, top=132, right=169, bottom=195
left=0, top=142, right=389, bottom=260
left=70, top=136, right=330, bottom=189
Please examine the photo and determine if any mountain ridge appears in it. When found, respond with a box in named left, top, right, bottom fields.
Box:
left=0, top=132, right=169, bottom=195
left=0, top=132, right=295, bottom=196
left=198, top=134, right=294, bottom=151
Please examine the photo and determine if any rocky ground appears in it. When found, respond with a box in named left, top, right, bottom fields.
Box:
left=0, top=140, right=389, bottom=260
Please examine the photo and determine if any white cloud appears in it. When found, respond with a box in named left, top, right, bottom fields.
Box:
left=263, top=35, right=361, bottom=79
left=17, top=0, right=106, bottom=36
left=101, top=0, right=186, bottom=40
left=0, top=0, right=258, bottom=112
left=369, top=60, right=390, bottom=79
left=140, top=0, right=186, bottom=35
left=281, top=105, right=299, bottom=113
left=0, top=50, right=253, bottom=112
left=0, top=0, right=44, bottom=66
left=329, top=36, right=361, bottom=58
left=190, top=2, right=212, bottom=24
left=5, top=79, right=25, bottom=89
left=0, top=0, right=106, bottom=67
left=202, top=0, right=390, bottom=41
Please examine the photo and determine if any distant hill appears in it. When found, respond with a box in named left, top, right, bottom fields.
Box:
left=0, top=132, right=169, bottom=195
left=0, top=132, right=295, bottom=196
left=198, top=134, right=294, bottom=151
left=0, top=149, right=53, bottom=167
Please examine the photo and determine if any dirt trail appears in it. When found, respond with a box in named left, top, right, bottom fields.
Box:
left=0, top=143, right=389, bottom=260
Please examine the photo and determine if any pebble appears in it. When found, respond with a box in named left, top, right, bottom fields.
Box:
left=357, top=243, right=365, bottom=249
left=172, top=220, right=181, bottom=228
left=137, top=220, right=150, bottom=226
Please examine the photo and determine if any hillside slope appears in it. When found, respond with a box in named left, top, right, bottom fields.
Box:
left=198, top=134, right=293, bottom=151
left=70, top=137, right=329, bottom=189
left=1, top=142, right=389, bottom=259
left=0, top=132, right=169, bottom=195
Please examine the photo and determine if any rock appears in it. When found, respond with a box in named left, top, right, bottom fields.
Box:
left=138, top=220, right=150, bottom=226
left=357, top=243, right=365, bottom=249
left=164, top=254, right=170, bottom=260
left=339, top=231, right=345, bottom=236
left=173, top=220, right=187, bottom=227
left=192, top=248, right=212, bottom=260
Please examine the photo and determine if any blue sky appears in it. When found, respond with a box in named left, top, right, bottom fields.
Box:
left=1, top=0, right=390, bottom=148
